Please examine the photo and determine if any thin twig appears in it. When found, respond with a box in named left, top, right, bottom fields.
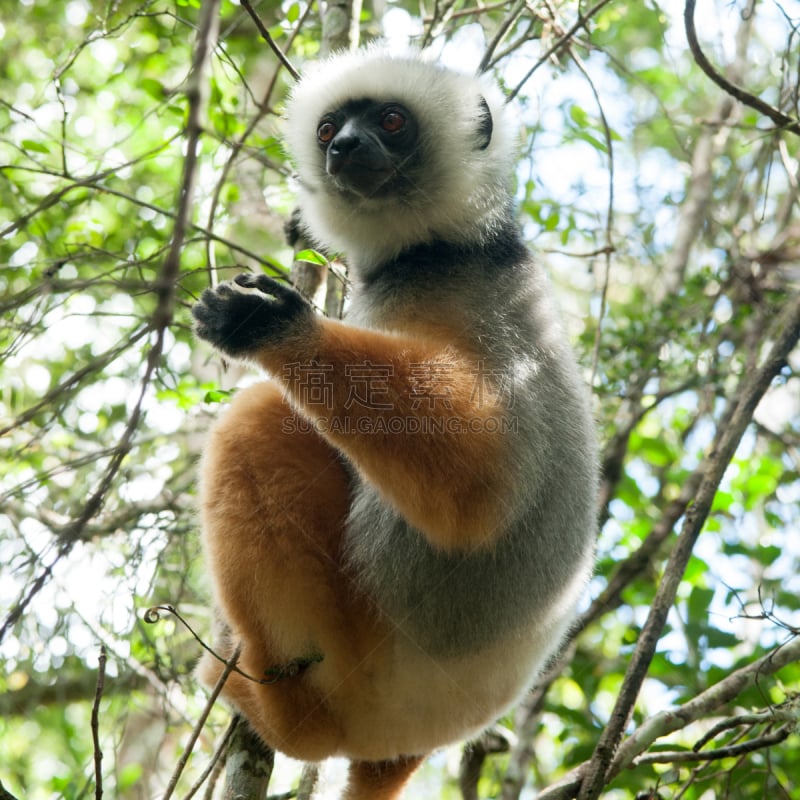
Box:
left=423, top=0, right=509, bottom=23
left=506, top=0, right=615, bottom=103
left=204, top=0, right=313, bottom=282
left=0, top=163, right=288, bottom=275
left=478, top=0, right=528, bottom=74
left=240, top=0, right=300, bottom=81
left=159, top=0, right=220, bottom=326
left=0, top=134, right=182, bottom=239
left=556, top=25, right=614, bottom=386
left=123, top=12, right=225, bottom=793
left=634, top=725, right=793, bottom=765
left=91, top=645, right=107, bottom=800
left=420, top=0, right=459, bottom=48
left=693, top=708, right=796, bottom=752
left=0, top=325, right=151, bottom=439
left=182, top=715, right=240, bottom=800
left=161, top=644, right=243, bottom=800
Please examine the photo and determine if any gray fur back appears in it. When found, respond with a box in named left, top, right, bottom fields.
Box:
left=343, top=243, right=598, bottom=658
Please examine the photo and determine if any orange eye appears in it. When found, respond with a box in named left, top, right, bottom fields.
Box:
left=381, top=110, right=405, bottom=133
left=317, top=121, right=337, bottom=144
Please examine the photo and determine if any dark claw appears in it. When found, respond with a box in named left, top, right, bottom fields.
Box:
left=234, top=272, right=302, bottom=301
left=234, top=272, right=259, bottom=289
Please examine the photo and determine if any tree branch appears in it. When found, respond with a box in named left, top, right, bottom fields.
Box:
left=0, top=782, right=21, bottom=800
left=611, top=636, right=800, bottom=775
left=576, top=290, right=800, bottom=800
left=661, top=1, right=756, bottom=296
left=684, top=0, right=800, bottom=137
left=1, top=0, right=222, bottom=650
left=538, top=635, right=800, bottom=800
left=222, top=718, right=275, bottom=800
left=0, top=668, right=145, bottom=717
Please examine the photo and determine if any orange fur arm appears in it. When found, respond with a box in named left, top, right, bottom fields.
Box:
left=251, top=318, right=513, bottom=551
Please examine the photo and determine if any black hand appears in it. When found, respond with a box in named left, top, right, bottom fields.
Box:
left=192, top=273, right=313, bottom=357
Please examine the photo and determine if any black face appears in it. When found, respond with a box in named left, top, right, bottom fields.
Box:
left=316, top=99, right=420, bottom=198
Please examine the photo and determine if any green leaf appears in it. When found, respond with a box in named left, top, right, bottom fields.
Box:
left=633, top=434, right=676, bottom=467
left=683, top=555, right=709, bottom=584
left=711, top=490, right=734, bottom=513
left=118, top=763, right=143, bottom=790
left=756, top=544, right=782, bottom=566
left=687, top=585, right=714, bottom=624
left=572, top=130, right=609, bottom=153
left=21, top=139, right=50, bottom=154
left=204, top=388, right=234, bottom=404
left=140, top=78, right=165, bottom=100
left=569, top=104, right=590, bottom=127
left=706, top=629, right=740, bottom=648
left=295, top=248, right=328, bottom=266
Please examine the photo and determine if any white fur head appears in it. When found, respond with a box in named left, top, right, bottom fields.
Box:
left=283, top=46, right=518, bottom=275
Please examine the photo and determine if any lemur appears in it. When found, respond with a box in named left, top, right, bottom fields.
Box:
left=192, top=47, right=598, bottom=800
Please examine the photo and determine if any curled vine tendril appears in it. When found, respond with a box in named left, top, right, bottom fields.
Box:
left=144, top=604, right=323, bottom=684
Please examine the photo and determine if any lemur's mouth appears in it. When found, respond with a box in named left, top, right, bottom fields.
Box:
left=331, top=162, right=396, bottom=199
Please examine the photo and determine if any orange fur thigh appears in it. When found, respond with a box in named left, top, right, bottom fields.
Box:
left=197, top=381, right=380, bottom=759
